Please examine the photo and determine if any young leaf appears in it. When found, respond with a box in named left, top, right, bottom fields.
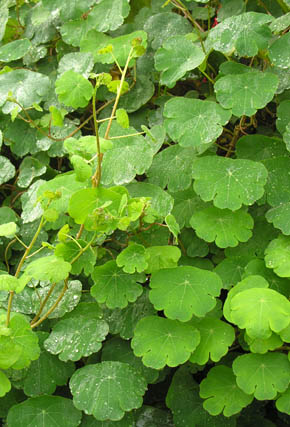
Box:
left=265, top=234, right=290, bottom=277
left=55, top=70, right=94, bottom=109
left=116, top=243, right=148, bottom=274
left=149, top=266, right=223, bottom=321
left=116, top=108, right=129, bottom=129
left=0, top=275, right=25, bottom=294
left=91, top=260, right=145, bottom=309
left=70, top=155, right=92, bottom=182
left=192, top=156, right=268, bottom=210
left=25, top=255, right=72, bottom=283
left=70, top=361, right=147, bottom=421
left=199, top=365, right=254, bottom=417
left=131, top=315, right=200, bottom=369
left=232, top=353, right=290, bottom=400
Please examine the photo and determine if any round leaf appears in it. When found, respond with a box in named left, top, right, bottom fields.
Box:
left=0, top=39, right=31, bottom=62
left=25, top=255, right=72, bottom=282
left=116, top=243, right=148, bottom=274
left=0, top=156, right=16, bottom=186
left=276, top=387, right=290, bottom=415
left=269, top=31, right=290, bottom=70
left=265, top=234, right=290, bottom=277
left=55, top=70, right=94, bottom=109
left=0, top=371, right=11, bottom=397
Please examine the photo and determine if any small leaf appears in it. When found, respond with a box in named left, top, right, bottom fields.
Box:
left=145, top=246, right=181, bottom=274
left=70, top=155, right=92, bottom=182
left=265, top=234, right=290, bottom=277
left=165, top=214, right=180, bottom=241
left=116, top=108, right=129, bottom=128
left=55, top=70, right=94, bottom=109
left=0, top=222, right=17, bottom=238
left=116, top=244, right=148, bottom=274
left=131, top=315, right=200, bottom=369
left=0, top=371, right=11, bottom=397
left=25, top=255, right=72, bottom=283
left=0, top=275, right=24, bottom=294
left=276, top=387, right=290, bottom=415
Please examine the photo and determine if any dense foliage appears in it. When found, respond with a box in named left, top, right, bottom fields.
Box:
left=0, top=0, right=289, bottom=425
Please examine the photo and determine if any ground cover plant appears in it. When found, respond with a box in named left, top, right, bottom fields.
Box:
left=0, top=0, right=289, bottom=425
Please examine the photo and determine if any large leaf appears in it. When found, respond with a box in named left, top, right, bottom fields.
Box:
left=232, top=353, right=290, bottom=400
left=192, top=156, right=268, bottom=210
left=154, top=35, right=205, bottom=88
left=199, top=365, right=254, bottom=417
left=55, top=70, right=94, bottom=109
left=163, top=98, right=231, bottom=151
left=264, top=234, right=290, bottom=277
left=7, top=395, right=81, bottom=427
left=70, top=361, right=147, bottom=421
left=91, top=260, right=145, bottom=309
left=131, top=315, right=200, bottom=369
left=149, top=266, right=223, bottom=321
left=190, top=206, right=254, bottom=248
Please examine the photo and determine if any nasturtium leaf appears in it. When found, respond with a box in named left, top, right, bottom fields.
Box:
left=276, top=387, right=290, bottom=415
left=134, top=406, right=174, bottom=427
left=0, top=39, right=31, bottom=62
left=44, top=302, right=108, bottom=362
left=116, top=108, right=129, bottom=129
left=55, top=70, right=93, bottom=109
left=265, top=234, right=290, bottom=277
left=116, top=243, right=148, bottom=274
left=0, top=4, right=8, bottom=42
left=189, top=318, right=235, bottom=365
left=18, top=156, right=46, bottom=188
left=263, top=157, right=290, bottom=206
left=86, top=0, right=130, bottom=32
left=0, top=69, right=50, bottom=114
left=192, top=156, right=268, bottom=210
left=205, top=12, right=273, bottom=56
left=58, top=52, right=94, bottom=77
left=0, top=222, right=16, bottom=238
left=170, top=188, right=207, bottom=229
left=55, top=240, right=96, bottom=276
left=276, top=100, right=290, bottom=135
left=23, top=332, right=75, bottom=397
left=190, top=207, right=253, bottom=248
left=0, top=339, right=22, bottom=370
left=214, top=256, right=251, bottom=290
left=199, top=365, right=254, bottom=417
left=144, top=246, right=181, bottom=274
left=131, top=316, right=200, bottom=369
left=0, top=275, right=25, bottom=294
left=165, top=214, right=180, bottom=240
left=154, top=35, right=205, bottom=88
left=81, top=412, right=135, bottom=426
left=25, top=255, right=71, bottom=283
left=179, top=229, right=209, bottom=259
left=214, top=70, right=278, bottom=117
left=269, top=31, right=290, bottom=69
left=0, top=371, right=10, bottom=397
left=101, top=337, right=159, bottom=384
left=147, top=145, right=196, bottom=192
left=70, top=361, right=147, bottom=421
left=149, top=266, right=222, bottom=321
left=233, top=353, right=290, bottom=400
left=244, top=332, right=283, bottom=354
left=230, top=288, right=290, bottom=339
left=70, top=155, right=92, bottom=182
left=100, top=123, right=153, bottom=185
left=236, top=135, right=288, bottom=161
left=42, top=0, right=95, bottom=21
left=91, top=260, right=145, bottom=309
left=7, top=395, right=82, bottom=427
left=163, top=98, right=231, bottom=150
left=0, top=156, right=16, bottom=186
left=117, top=74, right=155, bottom=113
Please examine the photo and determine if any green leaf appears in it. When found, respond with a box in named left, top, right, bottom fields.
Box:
left=85, top=0, right=130, bottom=32
left=232, top=353, right=290, bottom=400
left=147, top=145, right=196, bottom=192
left=189, top=318, right=235, bottom=365
left=145, top=246, right=181, bottom=274
left=18, top=156, right=47, bottom=188
left=269, top=31, right=290, bottom=69
left=276, top=100, right=290, bottom=134
left=117, top=74, right=155, bottom=113
left=0, top=39, right=31, bottom=62
left=58, top=52, right=94, bottom=77
left=165, top=214, right=180, bottom=240
left=91, top=260, right=145, bottom=309
left=199, top=365, right=254, bottom=417
left=131, top=315, right=200, bottom=369
left=244, top=332, right=283, bottom=354
left=7, top=395, right=82, bottom=427
left=116, top=108, right=129, bottom=129
left=192, top=156, right=268, bottom=210
left=236, top=135, right=288, bottom=161
left=206, top=12, right=273, bottom=56
left=44, top=302, right=108, bottom=362
left=116, top=243, right=148, bottom=274
left=55, top=240, right=96, bottom=276
left=214, top=256, right=252, bottom=290
left=154, top=35, right=205, bottom=88
left=0, top=371, right=11, bottom=398
left=190, top=206, right=254, bottom=248
left=55, top=70, right=93, bottom=109
left=0, top=222, right=17, bottom=238
left=70, top=361, right=147, bottom=421
left=230, top=288, right=290, bottom=339
left=265, top=234, right=290, bottom=277
left=149, top=266, right=222, bottom=321
left=170, top=188, right=207, bottom=229
left=42, top=0, right=96, bottom=21
left=70, top=155, right=92, bottom=182
left=25, top=255, right=71, bottom=282
left=0, top=156, right=16, bottom=186
left=0, top=275, right=25, bottom=294
left=163, top=98, right=231, bottom=150
left=276, top=387, right=290, bottom=415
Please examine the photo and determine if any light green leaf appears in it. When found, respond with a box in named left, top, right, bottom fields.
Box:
left=165, top=214, right=180, bottom=240
left=199, top=365, right=254, bottom=417
left=25, top=255, right=71, bottom=283
left=18, top=156, right=46, bottom=188
left=0, top=371, right=11, bottom=398
left=190, top=206, right=253, bottom=248
left=149, top=266, right=222, bottom=321
left=44, top=302, right=108, bottom=362
left=70, top=361, right=147, bottom=421
left=116, top=243, right=148, bottom=274
left=0, top=275, right=24, bottom=294
left=164, top=98, right=231, bottom=150
left=230, top=288, right=290, bottom=339
left=265, top=234, right=290, bottom=277
left=147, top=145, right=196, bottom=192
left=276, top=387, right=290, bottom=415
left=244, top=332, right=283, bottom=354
left=91, top=260, right=145, bottom=309
left=116, top=108, right=129, bottom=129
left=145, top=246, right=181, bottom=274
left=269, top=31, right=290, bottom=69
left=0, top=39, right=31, bottom=62
left=131, top=315, right=200, bottom=369
left=7, top=395, right=81, bottom=427
left=206, top=12, right=273, bottom=56
left=70, top=155, right=92, bottom=182
left=190, top=318, right=235, bottom=365
left=0, top=156, right=16, bottom=186
left=215, top=70, right=278, bottom=117
left=55, top=70, right=93, bottom=109
left=0, top=222, right=17, bottom=238
left=154, top=35, right=205, bottom=88
left=233, top=353, right=290, bottom=400
left=55, top=240, right=96, bottom=276
left=192, top=156, right=268, bottom=210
